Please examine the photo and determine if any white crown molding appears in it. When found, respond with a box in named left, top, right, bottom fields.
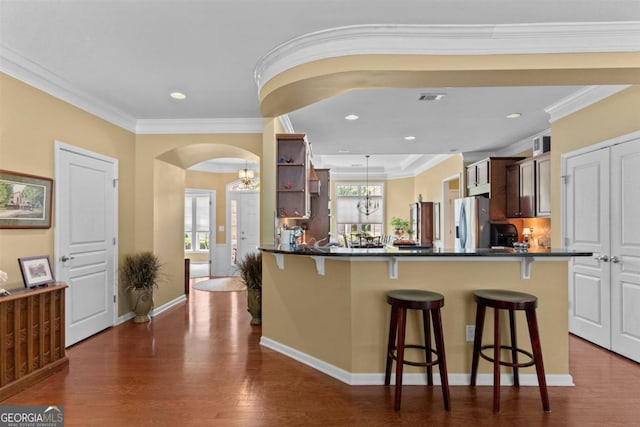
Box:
left=0, top=44, right=138, bottom=132
left=254, top=22, right=640, bottom=91
left=545, top=85, right=631, bottom=122
left=278, top=114, right=295, bottom=133
left=326, top=154, right=453, bottom=180
left=492, top=129, right=550, bottom=157
left=135, top=118, right=264, bottom=134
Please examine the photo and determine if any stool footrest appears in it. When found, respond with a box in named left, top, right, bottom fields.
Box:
left=389, top=345, right=440, bottom=368
left=479, top=344, right=535, bottom=368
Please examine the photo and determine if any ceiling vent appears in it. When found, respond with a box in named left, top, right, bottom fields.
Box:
left=418, top=93, right=447, bottom=101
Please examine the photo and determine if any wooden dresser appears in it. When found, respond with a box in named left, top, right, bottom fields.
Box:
left=0, top=283, right=69, bottom=401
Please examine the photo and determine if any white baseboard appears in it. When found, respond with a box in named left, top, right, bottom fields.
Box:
left=117, top=294, right=187, bottom=325
left=260, top=336, right=574, bottom=386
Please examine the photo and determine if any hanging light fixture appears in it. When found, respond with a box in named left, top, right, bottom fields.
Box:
left=357, top=155, right=379, bottom=216
left=238, top=162, right=255, bottom=187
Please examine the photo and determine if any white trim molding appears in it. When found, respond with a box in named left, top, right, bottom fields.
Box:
left=1, top=44, right=138, bottom=132
left=254, top=22, right=640, bottom=91
left=545, top=85, right=631, bottom=122
left=260, top=336, right=574, bottom=386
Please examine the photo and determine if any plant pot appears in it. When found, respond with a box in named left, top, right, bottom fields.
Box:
left=247, top=288, right=262, bottom=325
left=128, top=288, right=154, bottom=323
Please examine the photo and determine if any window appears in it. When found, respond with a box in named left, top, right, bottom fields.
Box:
left=184, top=194, right=210, bottom=252
left=334, top=182, right=384, bottom=237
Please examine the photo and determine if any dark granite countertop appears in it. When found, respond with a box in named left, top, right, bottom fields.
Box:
left=259, top=245, right=592, bottom=258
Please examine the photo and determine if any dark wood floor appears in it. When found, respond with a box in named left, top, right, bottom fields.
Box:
left=3, top=281, right=640, bottom=426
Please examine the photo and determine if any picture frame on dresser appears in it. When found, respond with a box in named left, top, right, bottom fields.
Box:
left=18, top=255, right=55, bottom=288
left=0, top=170, right=53, bottom=229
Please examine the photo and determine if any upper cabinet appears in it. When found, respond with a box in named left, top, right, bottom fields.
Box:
left=535, top=153, right=551, bottom=217
left=466, top=157, right=524, bottom=222
left=277, top=133, right=310, bottom=218
left=506, top=152, right=551, bottom=218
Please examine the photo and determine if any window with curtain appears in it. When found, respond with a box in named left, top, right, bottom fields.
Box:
left=184, top=194, right=210, bottom=252
left=334, top=183, right=384, bottom=237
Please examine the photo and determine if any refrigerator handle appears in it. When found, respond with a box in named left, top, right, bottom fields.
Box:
left=460, top=202, right=467, bottom=248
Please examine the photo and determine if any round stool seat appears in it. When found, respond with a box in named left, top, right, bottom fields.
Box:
left=387, top=289, right=444, bottom=310
left=473, top=289, right=537, bottom=310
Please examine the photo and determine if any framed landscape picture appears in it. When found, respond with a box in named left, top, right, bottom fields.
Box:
left=0, top=170, right=53, bottom=229
left=18, top=255, right=55, bottom=288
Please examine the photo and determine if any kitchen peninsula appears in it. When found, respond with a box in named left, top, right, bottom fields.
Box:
left=259, top=245, right=591, bottom=386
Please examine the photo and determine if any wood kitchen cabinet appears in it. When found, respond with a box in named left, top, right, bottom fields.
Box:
left=506, top=153, right=551, bottom=218
left=466, top=157, right=524, bottom=221
left=535, top=153, right=551, bottom=216
left=277, top=133, right=310, bottom=218
left=410, top=201, right=434, bottom=246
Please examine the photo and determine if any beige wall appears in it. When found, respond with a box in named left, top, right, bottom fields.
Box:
left=384, top=177, right=414, bottom=231
left=185, top=169, right=245, bottom=247
left=264, top=254, right=569, bottom=375
left=154, top=160, right=186, bottom=305
left=0, top=72, right=263, bottom=315
left=550, top=86, right=640, bottom=246
left=414, top=156, right=464, bottom=242
left=0, top=73, right=136, bottom=316
left=134, top=133, right=261, bottom=308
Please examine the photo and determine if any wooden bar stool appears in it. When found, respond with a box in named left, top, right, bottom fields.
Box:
left=384, top=289, right=450, bottom=411
left=469, top=289, right=550, bottom=412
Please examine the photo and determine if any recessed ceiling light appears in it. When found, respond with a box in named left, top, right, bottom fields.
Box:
left=404, top=136, right=416, bottom=141
left=338, top=149, right=350, bottom=153
left=506, top=112, right=522, bottom=119
left=344, top=114, right=359, bottom=121
left=170, top=92, right=187, bottom=100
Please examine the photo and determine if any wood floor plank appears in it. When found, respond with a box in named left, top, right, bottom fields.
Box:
left=1, top=283, right=639, bottom=426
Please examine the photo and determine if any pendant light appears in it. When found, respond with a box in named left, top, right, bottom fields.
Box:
left=357, top=155, right=379, bottom=216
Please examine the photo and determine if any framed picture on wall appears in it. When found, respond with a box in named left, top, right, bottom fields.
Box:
left=0, top=170, right=53, bottom=229
left=18, top=255, right=55, bottom=288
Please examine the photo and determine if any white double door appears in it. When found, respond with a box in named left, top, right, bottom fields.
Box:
left=565, top=133, right=640, bottom=362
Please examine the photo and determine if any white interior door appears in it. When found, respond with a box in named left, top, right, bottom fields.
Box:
left=55, top=142, right=117, bottom=347
left=236, top=191, right=260, bottom=264
left=565, top=148, right=611, bottom=348
left=610, top=138, right=640, bottom=362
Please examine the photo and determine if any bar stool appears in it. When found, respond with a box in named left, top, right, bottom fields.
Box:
left=384, top=289, right=450, bottom=411
left=469, top=289, right=550, bottom=412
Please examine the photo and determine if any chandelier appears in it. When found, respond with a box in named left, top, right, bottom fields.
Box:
left=238, top=162, right=255, bottom=187
left=357, top=155, right=379, bottom=216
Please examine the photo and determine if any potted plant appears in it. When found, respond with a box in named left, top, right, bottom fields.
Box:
left=120, top=252, right=162, bottom=323
left=237, top=251, right=262, bottom=325
left=391, top=216, right=410, bottom=237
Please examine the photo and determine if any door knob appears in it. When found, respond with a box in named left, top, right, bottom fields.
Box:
left=61, top=255, right=75, bottom=262
left=610, top=256, right=621, bottom=263
left=596, top=255, right=608, bottom=262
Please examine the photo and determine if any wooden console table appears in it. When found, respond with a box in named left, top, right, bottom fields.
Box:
left=0, top=283, right=69, bottom=401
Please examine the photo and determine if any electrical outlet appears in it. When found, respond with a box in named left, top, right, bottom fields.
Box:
left=466, top=325, right=475, bottom=342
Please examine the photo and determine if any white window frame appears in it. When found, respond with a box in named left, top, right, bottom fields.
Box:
left=334, top=181, right=385, bottom=236
left=184, top=191, right=213, bottom=253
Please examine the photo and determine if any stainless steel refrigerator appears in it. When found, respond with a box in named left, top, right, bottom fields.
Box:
left=454, top=196, right=490, bottom=250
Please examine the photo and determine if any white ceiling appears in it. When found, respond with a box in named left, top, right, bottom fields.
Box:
left=2, top=1, right=639, bottom=177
